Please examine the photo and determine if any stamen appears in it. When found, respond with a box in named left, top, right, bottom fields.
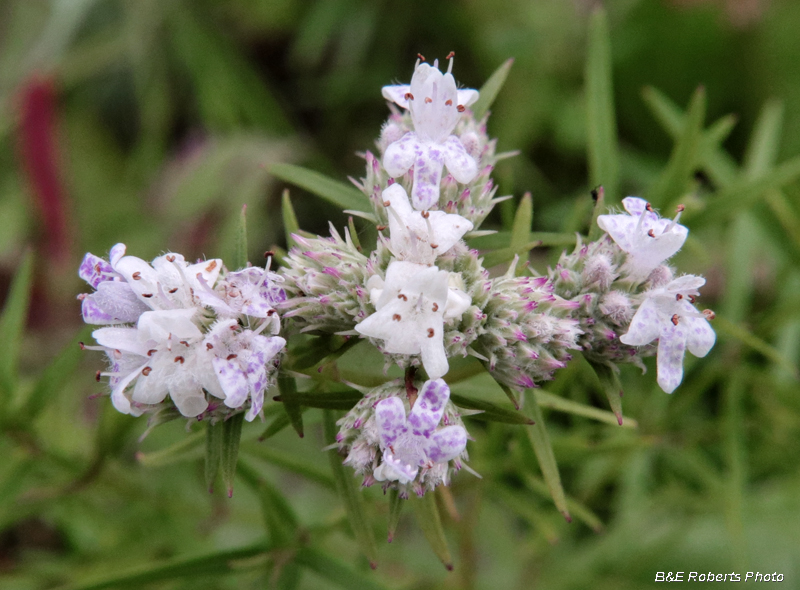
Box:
left=226, top=354, right=237, bottom=360
left=425, top=97, right=432, bottom=104
left=702, top=309, right=716, bottom=320
left=671, top=314, right=679, bottom=326
left=432, top=302, right=439, bottom=312
left=147, top=349, right=157, bottom=356
left=398, top=294, right=408, bottom=301
left=393, top=314, right=402, bottom=321
left=427, top=328, right=435, bottom=338
left=376, top=225, right=387, bottom=231
left=445, top=99, right=452, bottom=106
left=688, top=294, right=697, bottom=304
left=174, top=356, right=185, bottom=364
left=180, top=340, right=189, bottom=347
left=168, top=287, right=178, bottom=294
left=264, top=250, right=275, bottom=259
left=457, top=105, right=465, bottom=112
left=667, top=204, right=685, bottom=232
left=95, top=370, right=102, bottom=382
left=417, top=53, right=426, bottom=62
left=79, top=342, right=105, bottom=352
left=404, top=92, right=414, bottom=101
left=166, top=255, right=176, bottom=262
left=676, top=294, right=683, bottom=301
left=142, top=367, right=152, bottom=376
left=647, top=229, right=656, bottom=238
left=206, top=343, right=214, bottom=350
left=132, top=272, right=141, bottom=280
left=142, top=293, right=153, bottom=298
left=205, top=260, right=217, bottom=273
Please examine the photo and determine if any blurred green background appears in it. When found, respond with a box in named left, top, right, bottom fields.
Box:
left=2, top=0, right=800, bottom=588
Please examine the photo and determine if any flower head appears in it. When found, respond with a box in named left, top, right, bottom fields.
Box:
left=372, top=379, right=467, bottom=485
left=355, top=261, right=454, bottom=378
left=382, top=183, right=473, bottom=265
left=382, top=57, right=479, bottom=210
left=597, top=197, right=688, bottom=279
left=620, top=275, right=716, bottom=393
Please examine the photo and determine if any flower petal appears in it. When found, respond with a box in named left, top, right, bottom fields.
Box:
left=383, top=132, right=418, bottom=178
left=373, top=450, right=418, bottom=484
left=619, top=298, right=661, bottom=346
left=408, top=378, right=449, bottom=437
left=426, top=425, right=467, bottom=463
left=82, top=282, right=149, bottom=325
left=442, top=135, right=478, bottom=184
left=381, top=84, right=410, bottom=109
left=656, top=324, right=687, bottom=394
left=79, top=253, right=116, bottom=288
left=411, top=143, right=445, bottom=210
left=213, top=356, right=250, bottom=409
left=679, top=301, right=716, bottom=358
left=137, top=309, right=202, bottom=342
left=375, top=396, right=408, bottom=449
left=419, top=321, right=448, bottom=379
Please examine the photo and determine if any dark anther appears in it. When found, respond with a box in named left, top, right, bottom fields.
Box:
left=417, top=53, right=426, bottom=62
left=398, top=293, right=408, bottom=301
left=432, top=302, right=439, bottom=312
left=425, top=97, right=432, bottom=104
left=446, top=51, right=455, bottom=59
left=457, top=105, right=465, bottom=112
left=376, top=225, right=387, bottom=231
left=647, top=229, right=656, bottom=238
left=168, top=287, right=178, bottom=293
left=132, top=272, right=141, bottom=280
left=676, top=294, right=683, bottom=301
left=702, top=309, right=716, bottom=320
left=226, top=354, right=238, bottom=360
left=142, top=367, right=152, bottom=376
left=166, top=255, right=176, bottom=262
left=147, top=349, right=157, bottom=356
left=445, top=99, right=453, bottom=106
left=174, top=356, right=185, bottom=364
left=688, top=294, right=697, bottom=304
left=671, top=314, right=680, bottom=326
left=206, top=343, right=214, bottom=350
left=393, top=314, right=402, bottom=321
left=427, top=328, right=435, bottom=338
left=404, top=92, right=414, bottom=101
left=645, top=202, right=654, bottom=212
left=142, top=293, right=153, bottom=298
left=180, top=340, right=189, bottom=347
left=264, top=250, right=275, bottom=258
left=383, top=200, right=391, bottom=207
left=421, top=211, right=430, bottom=218
left=95, top=370, right=102, bottom=382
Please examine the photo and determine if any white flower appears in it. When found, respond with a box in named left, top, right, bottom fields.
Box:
left=372, top=379, right=467, bottom=485
left=356, top=260, right=469, bottom=379
left=620, top=275, right=716, bottom=393
left=597, top=197, right=688, bottom=279
left=382, top=183, right=473, bottom=265
left=382, top=57, right=479, bottom=210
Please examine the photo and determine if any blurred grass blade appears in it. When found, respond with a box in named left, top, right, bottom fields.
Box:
left=271, top=163, right=368, bottom=211
left=205, top=420, right=224, bottom=494
left=234, top=204, right=248, bottom=269
left=587, top=359, right=625, bottom=425
left=585, top=6, right=620, bottom=205
left=480, top=240, right=540, bottom=269
left=488, top=483, right=560, bottom=543
left=524, top=390, right=570, bottom=522
left=471, top=58, right=514, bottom=120
left=221, top=413, right=245, bottom=497
left=16, top=326, right=90, bottom=420
left=509, top=192, right=533, bottom=276
left=449, top=393, right=534, bottom=425
left=323, top=410, right=378, bottom=567
left=588, top=185, right=606, bottom=241
left=282, top=189, right=300, bottom=249
left=136, top=429, right=206, bottom=468
left=237, top=460, right=298, bottom=546
left=714, top=316, right=799, bottom=379
left=294, top=547, right=389, bottom=589
left=387, top=488, right=403, bottom=543
left=56, top=542, right=269, bottom=590
left=259, top=408, right=310, bottom=441
left=412, top=492, right=453, bottom=570
left=534, top=390, right=636, bottom=428
left=277, top=375, right=304, bottom=438
left=0, top=250, right=34, bottom=399
left=647, top=86, right=705, bottom=208
left=641, top=85, right=683, bottom=136
left=469, top=230, right=577, bottom=250
left=347, top=216, right=362, bottom=252
left=277, top=388, right=363, bottom=410
left=743, top=99, right=784, bottom=179
left=498, top=382, right=520, bottom=410
left=241, top=443, right=334, bottom=490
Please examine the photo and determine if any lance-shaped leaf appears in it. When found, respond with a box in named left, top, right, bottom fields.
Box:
left=258, top=407, right=310, bottom=441
left=449, top=393, right=534, bottom=425
left=387, top=488, right=403, bottom=543
left=271, top=163, right=368, bottom=211
left=744, top=100, right=783, bottom=179
left=522, top=473, right=604, bottom=533
left=0, top=250, right=33, bottom=400
left=282, top=189, right=300, bottom=249
left=205, top=420, right=224, bottom=494
left=412, top=492, right=453, bottom=570
left=293, top=548, right=390, bottom=590
left=237, top=460, right=298, bottom=547
left=136, top=429, right=206, bottom=468
left=276, top=388, right=363, bottom=410
left=277, top=375, right=304, bottom=437
left=587, top=358, right=625, bottom=426
left=241, top=443, right=335, bottom=490
left=479, top=240, right=540, bottom=269
left=588, top=185, right=606, bottom=241
left=523, top=390, right=570, bottom=522
left=323, top=409, right=378, bottom=567
left=647, top=86, right=705, bottom=208
left=471, top=58, right=514, bottom=120
left=534, top=390, right=637, bottom=428
left=221, top=413, right=245, bottom=497
left=234, top=203, right=248, bottom=269
left=469, top=230, right=577, bottom=250
left=585, top=6, right=620, bottom=205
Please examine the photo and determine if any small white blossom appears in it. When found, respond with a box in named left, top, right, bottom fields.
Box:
left=372, top=379, right=467, bottom=485
left=382, top=57, right=479, bottom=210
left=597, top=197, right=688, bottom=280
left=356, top=260, right=469, bottom=379
left=382, top=183, right=473, bottom=265
left=620, top=275, right=716, bottom=393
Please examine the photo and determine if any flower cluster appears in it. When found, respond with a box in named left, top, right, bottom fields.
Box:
left=78, top=244, right=286, bottom=421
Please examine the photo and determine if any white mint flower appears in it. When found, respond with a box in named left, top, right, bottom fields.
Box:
left=382, top=56, right=479, bottom=210
left=356, top=260, right=469, bottom=379
left=195, top=265, right=285, bottom=328
left=620, top=275, right=716, bottom=393
left=382, top=183, right=473, bottom=265
left=372, top=379, right=467, bottom=485
left=597, top=197, right=688, bottom=279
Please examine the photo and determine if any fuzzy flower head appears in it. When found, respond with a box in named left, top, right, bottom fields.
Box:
left=382, top=183, right=473, bottom=265
left=382, top=55, right=479, bottom=210
left=597, top=197, right=688, bottom=280
left=355, top=260, right=471, bottom=379
left=620, top=275, right=716, bottom=393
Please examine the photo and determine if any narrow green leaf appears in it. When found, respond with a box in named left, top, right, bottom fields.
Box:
left=449, top=393, right=534, bottom=425
left=136, top=429, right=205, bottom=468
left=524, top=390, right=570, bottom=522
left=586, top=359, right=625, bottom=425
left=743, top=99, right=784, bottom=179
left=387, top=488, right=403, bottom=543
left=534, top=390, right=637, bottom=428
left=469, top=230, right=577, bottom=251
left=277, top=388, right=363, bottom=410
left=471, top=58, right=514, bottom=120
left=294, top=547, right=389, bottom=590
left=412, top=492, right=452, bottom=570
left=509, top=192, right=533, bottom=252
left=480, top=240, right=540, bottom=269
left=234, top=203, right=248, bottom=269
left=277, top=375, right=304, bottom=437
left=241, top=443, right=335, bottom=490
left=237, top=460, right=298, bottom=546
left=497, top=382, right=521, bottom=410
left=221, top=413, right=245, bottom=497
left=271, top=163, right=368, bottom=212
left=641, top=86, right=683, bottom=137
left=258, top=409, right=304, bottom=441
left=647, top=86, right=705, bottom=208
left=0, top=250, right=34, bottom=399
left=16, top=327, right=91, bottom=420
left=521, top=473, right=605, bottom=533
left=714, top=316, right=799, bottom=379
left=282, top=189, right=300, bottom=249
left=205, top=420, right=224, bottom=494
left=585, top=6, right=620, bottom=204
left=488, top=483, right=560, bottom=543
left=347, top=216, right=363, bottom=253
left=323, top=409, right=379, bottom=567
left=55, top=542, right=269, bottom=590
left=588, top=185, right=606, bottom=241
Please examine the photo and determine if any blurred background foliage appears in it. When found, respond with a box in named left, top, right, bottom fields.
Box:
left=1, top=0, right=800, bottom=588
